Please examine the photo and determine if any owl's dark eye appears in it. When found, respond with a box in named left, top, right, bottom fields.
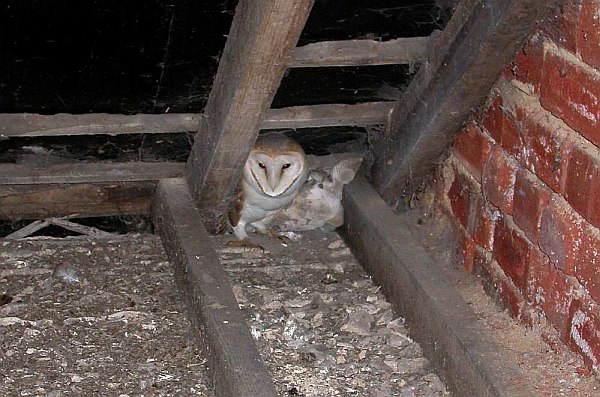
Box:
left=282, top=163, right=291, bottom=169
left=258, top=162, right=266, bottom=169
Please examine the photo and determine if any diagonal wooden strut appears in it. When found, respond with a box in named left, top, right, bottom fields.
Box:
left=369, top=0, right=556, bottom=207
left=185, top=0, right=315, bottom=233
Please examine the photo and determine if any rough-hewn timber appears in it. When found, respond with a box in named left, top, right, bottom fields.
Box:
left=0, top=113, right=200, bottom=137
left=0, top=102, right=390, bottom=138
left=152, top=178, right=277, bottom=397
left=185, top=0, right=315, bottom=233
left=262, top=102, right=393, bottom=129
left=288, top=37, right=430, bottom=68
left=0, top=162, right=184, bottom=185
left=0, top=182, right=157, bottom=220
left=370, top=0, right=556, bottom=206
left=342, top=177, right=539, bottom=397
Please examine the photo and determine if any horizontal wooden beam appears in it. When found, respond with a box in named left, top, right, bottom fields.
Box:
left=342, top=178, right=538, bottom=397
left=0, top=113, right=200, bottom=138
left=370, top=0, right=555, bottom=205
left=262, top=102, right=393, bottom=129
left=0, top=182, right=158, bottom=220
left=0, top=102, right=391, bottom=138
left=152, top=178, right=277, bottom=396
left=289, top=37, right=430, bottom=68
left=0, top=162, right=185, bottom=220
left=0, top=162, right=184, bottom=185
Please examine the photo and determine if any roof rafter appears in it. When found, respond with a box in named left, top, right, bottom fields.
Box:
left=370, top=0, right=556, bottom=206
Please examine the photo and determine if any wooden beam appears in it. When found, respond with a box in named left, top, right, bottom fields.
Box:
left=152, top=178, right=277, bottom=397
left=0, top=182, right=158, bottom=220
left=262, top=102, right=393, bottom=129
left=0, top=162, right=184, bottom=185
left=342, top=178, right=539, bottom=397
left=288, top=37, right=430, bottom=68
left=0, top=161, right=184, bottom=220
left=0, top=102, right=389, bottom=138
left=185, top=0, right=315, bottom=233
left=0, top=113, right=199, bottom=137
left=370, top=0, right=555, bottom=205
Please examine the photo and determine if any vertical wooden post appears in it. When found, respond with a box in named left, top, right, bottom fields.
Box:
left=185, top=0, right=315, bottom=232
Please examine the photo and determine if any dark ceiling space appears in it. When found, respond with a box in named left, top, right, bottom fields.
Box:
left=0, top=0, right=452, bottom=115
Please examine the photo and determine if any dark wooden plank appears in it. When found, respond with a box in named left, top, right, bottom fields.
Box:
left=262, top=102, right=393, bottom=129
left=152, top=178, right=277, bottom=397
left=0, top=102, right=388, bottom=138
left=0, top=113, right=200, bottom=137
left=185, top=0, right=315, bottom=233
left=288, top=37, right=430, bottom=68
left=0, top=182, right=157, bottom=220
left=342, top=178, right=539, bottom=397
left=370, top=0, right=555, bottom=205
left=0, top=162, right=184, bottom=185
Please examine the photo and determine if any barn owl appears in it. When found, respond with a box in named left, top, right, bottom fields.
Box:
left=228, top=133, right=308, bottom=249
left=270, top=157, right=362, bottom=231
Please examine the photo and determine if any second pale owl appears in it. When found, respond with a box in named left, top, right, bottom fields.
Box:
left=228, top=133, right=307, bottom=247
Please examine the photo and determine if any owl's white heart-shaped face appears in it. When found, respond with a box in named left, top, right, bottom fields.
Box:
left=245, top=151, right=306, bottom=197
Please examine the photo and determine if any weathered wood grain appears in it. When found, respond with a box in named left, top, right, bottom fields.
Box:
left=0, top=182, right=157, bottom=220
left=370, top=0, right=556, bottom=206
left=0, top=113, right=200, bottom=137
left=185, top=0, right=315, bottom=233
left=152, top=178, right=277, bottom=397
left=0, top=162, right=184, bottom=185
left=289, top=37, right=430, bottom=68
left=262, top=102, right=393, bottom=129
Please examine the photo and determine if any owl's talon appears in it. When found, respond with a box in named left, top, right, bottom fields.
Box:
left=226, top=239, right=265, bottom=252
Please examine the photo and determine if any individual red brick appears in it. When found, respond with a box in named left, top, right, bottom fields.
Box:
left=479, top=94, right=503, bottom=143
left=497, top=110, right=523, bottom=158
left=482, top=147, right=518, bottom=214
left=509, top=36, right=545, bottom=91
left=493, top=217, right=531, bottom=291
left=473, top=248, right=525, bottom=318
left=573, top=226, right=600, bottom=303
left=577, top=0, right=600, bottom=70
left=453, top=123, right=492, bottom=182
left=567, top=298, right=600, bottom=370
left=526, top=246, right=577, bottom=338
left=513, top=169, right=552, bottom=243
left=447, top=170, right=472, bottom=229
left=539, top=195, right=585, bottom=274
left=541, top=1, right=581, bottom=53
left=471, top=195, right=496, bottom=251
left=540, top=49, right=600, bottom=147
left=564, top=143, right=600, bottom=229
left=513, top=104, right=573, bottom=193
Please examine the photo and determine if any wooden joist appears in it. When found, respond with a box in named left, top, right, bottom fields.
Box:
left=185, top=0, right=315, bottom=233
left=0, top=102, right=391, bottom=138
left=370, top=0, right=555, bottom=205
left=152, top=178, right=277, bottom=397
left=288, top=37, right=431, bottom=68
left=342, top=178, right=539, bottom=397
left=0, top=162, right=184, bottom=185
left=0, top=182, right=158, bottom=220
left=0, top=162, right=185, bottom=220
left=262, top=102, right=393, bottom=129
left=0, top=113, right=200, bottom=138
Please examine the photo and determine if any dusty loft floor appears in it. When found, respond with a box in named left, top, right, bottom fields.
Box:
left=0, top=235, right=212, bottom=397
left=213, top=230, right=449, bottom=397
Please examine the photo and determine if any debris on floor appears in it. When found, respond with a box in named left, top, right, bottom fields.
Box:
left=214, top=230, right=450, bottom=397
left=0, top=235, right=212, bottom=397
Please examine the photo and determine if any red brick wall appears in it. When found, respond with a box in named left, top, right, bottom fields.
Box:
left=434, top=0, right=600, bottom=372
